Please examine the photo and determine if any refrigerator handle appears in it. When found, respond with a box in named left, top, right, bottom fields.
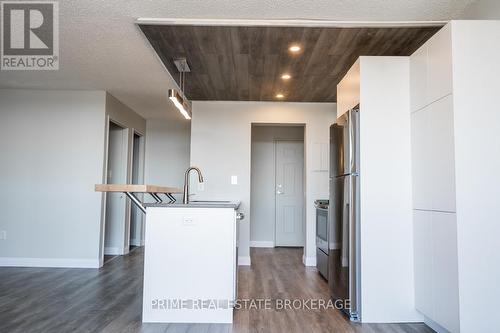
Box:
left=349, top=112, right=354, bottom=172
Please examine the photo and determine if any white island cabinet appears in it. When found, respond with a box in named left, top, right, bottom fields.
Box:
left=142, top=202, right=241, bottom=323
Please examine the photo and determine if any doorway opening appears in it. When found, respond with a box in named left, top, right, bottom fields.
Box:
left=250, top=124, right=305, bottom=249
left=129, top=132, right=145, bottom=252
left=103, top=121, right=129, bottom=264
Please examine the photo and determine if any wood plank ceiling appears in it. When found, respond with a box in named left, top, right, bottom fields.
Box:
left=139, top=25, right=440, bottom=102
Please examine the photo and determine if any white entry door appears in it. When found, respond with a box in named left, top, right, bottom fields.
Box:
left=275, top=140, right=304, bottom=247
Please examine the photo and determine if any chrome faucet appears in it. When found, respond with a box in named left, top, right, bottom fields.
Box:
left=183, top=166, right=204, bottom=204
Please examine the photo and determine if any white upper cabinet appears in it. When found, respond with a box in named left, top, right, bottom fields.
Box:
left=428, top=95, right=456, bottom=212
left=410, top=23, right=453, bottom=111
left=410, top=25, right=456, bottom=213
left=426, top=24, right=453, bottom=104
left=336, top=59, right=360, bottom=118
left=410, top=44, right=428, bottom=112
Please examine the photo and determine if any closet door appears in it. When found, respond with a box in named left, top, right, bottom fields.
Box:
left=431, top=212, right=460, bottom=333
left=411, top=108, right=432, bottom=210
left=428, top=95, right=456, bottom=213
left=413, top=210, right=433, bottom=315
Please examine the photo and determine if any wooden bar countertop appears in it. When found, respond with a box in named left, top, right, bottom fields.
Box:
left=95, top=184, right=182, bottom=194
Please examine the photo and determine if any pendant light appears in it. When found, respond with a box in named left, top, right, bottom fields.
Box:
left=168, top=58, right=192, bottom=120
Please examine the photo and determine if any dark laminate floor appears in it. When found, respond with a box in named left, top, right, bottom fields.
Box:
left=0, top=248, right=434, bottom=333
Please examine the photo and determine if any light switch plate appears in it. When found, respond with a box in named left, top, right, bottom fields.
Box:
left=0, top=231, right=6, bottom=240
left=231, top=175, right=238, bottom=185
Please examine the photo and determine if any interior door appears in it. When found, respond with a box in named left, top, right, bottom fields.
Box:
left=275, top=140, right=304, bottom=247
left=130, top=133, right=144, bottom=248
left=104, top=122, right=129, bottom=255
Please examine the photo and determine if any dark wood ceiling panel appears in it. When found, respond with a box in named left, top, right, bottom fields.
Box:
left=139, top=25, right=440, bottom=102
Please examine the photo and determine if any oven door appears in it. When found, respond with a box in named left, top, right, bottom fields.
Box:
left=316, top=207, right=329, bottom=253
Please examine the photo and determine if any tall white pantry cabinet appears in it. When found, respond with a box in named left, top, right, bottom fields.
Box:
left=410, top=21, right=500, bottom=333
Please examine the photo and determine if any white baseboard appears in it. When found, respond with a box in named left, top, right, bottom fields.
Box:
left=424, top=316, right=451, bottom=333
left=104, top=246, right=127, bottom=255
left=238, top=256, right=251, bottom=266
left=0, top=257, right=100, bottom=268
left=302, top=255, right=317, bottom=267
left=250, top=241, right=275, bottom=248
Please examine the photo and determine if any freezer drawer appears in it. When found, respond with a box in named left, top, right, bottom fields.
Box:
left=316, top=248, right=329, bottom=280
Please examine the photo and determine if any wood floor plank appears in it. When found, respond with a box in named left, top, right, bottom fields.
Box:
left=0, top=247, right=434, bottom=333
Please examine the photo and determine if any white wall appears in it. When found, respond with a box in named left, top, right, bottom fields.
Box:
left=190, top=101, right=336, bottom=265
left=451, top=20, right=500, bottom=333
left=0, top=90, right=107, bottom=267
left=144, top=119, right=191, bottom=201
left=460, top=0, right=500, bottom=19
left=250, top=125, right=304, bottom=246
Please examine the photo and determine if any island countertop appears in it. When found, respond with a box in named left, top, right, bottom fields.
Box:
left=144, top=201, right=240, bottom=209
left=95, top=184, right=182, bottom=193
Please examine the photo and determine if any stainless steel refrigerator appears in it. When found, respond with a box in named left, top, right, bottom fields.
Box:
left=328, top=106, right=361, bottom=321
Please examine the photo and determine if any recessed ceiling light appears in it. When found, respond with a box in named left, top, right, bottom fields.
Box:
left=276, top=93, right=285, bottom=99
left=281, top=74, right=291, bottom=80
left=289, top=45, right=301, bottom=52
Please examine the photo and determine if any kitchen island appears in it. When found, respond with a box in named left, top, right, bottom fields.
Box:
left=142, top=201, right=242, bottom=324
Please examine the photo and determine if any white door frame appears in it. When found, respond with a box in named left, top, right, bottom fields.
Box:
left=99, top=116, right=144, bottom=265
left=273, top=139, right=306, bottom=247
left=128, top=130, right=146, bottom=247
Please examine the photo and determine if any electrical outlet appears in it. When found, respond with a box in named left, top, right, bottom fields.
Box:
left=231, top=175, right=238, bottom=185
left=0, top=231, right=6, bottom=240
left=183, top=217, right=195, bottom=226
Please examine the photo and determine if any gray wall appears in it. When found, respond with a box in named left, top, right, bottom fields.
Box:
left=460, top=0, right=500, bottom=19
left=0, top=90, right=107, bottom=267
left=106, top=93, right=146, bottom=135
left=250, top=125, right=304, bottom=245
left=190, top=101, right=336, bottom=266
left=144, top=119, right=191, bottom=200
left=0, top=90, right=146, bottom=267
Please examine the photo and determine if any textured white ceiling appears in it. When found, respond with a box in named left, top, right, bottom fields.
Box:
left=0, top=0, right=476, bottom=120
